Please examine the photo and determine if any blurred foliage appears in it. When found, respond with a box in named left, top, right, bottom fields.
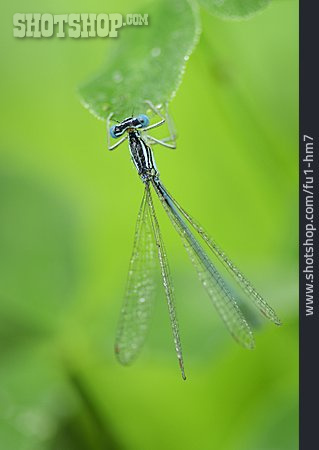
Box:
left=0, top=0, right=297, bottom=449
left=80, top=0, right=273, bottom=120
left=198, top=0, right=271, bottom=20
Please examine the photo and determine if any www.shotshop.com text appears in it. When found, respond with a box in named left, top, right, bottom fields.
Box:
left=302, top=135, right=315, bottom=316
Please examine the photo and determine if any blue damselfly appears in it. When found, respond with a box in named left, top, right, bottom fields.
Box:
left=107, top=101, right=281, bottom=380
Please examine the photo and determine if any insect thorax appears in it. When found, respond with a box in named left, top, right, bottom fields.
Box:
left=128, top=130, right=158, bottom=180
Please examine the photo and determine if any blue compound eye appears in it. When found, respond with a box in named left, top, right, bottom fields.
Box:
left=137, top=114, right=150, bottom=128
left=110, top=125, right=119, bottom=138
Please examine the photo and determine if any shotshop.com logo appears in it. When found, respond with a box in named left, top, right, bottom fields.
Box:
left=13, top=13, right=149, bottom=38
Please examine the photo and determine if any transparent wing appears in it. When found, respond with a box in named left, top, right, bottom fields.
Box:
left=152, top=179, right=255, bottom=350
left=146, top=184, right=186, bottom=380
left=115, top=188, right=156, bottom=365
left=161, top=187, right=281, bottom=326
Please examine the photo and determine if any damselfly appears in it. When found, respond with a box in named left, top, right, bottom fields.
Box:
left=107, top=101, right=281, bottom=380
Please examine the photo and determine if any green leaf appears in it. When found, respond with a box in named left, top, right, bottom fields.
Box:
left=198, top=0, right=271, bottom=20
left=79, top=0, right=200, bottom=120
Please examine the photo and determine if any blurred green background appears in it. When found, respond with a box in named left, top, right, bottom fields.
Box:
left=0, top=1, right=298, bottom=449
